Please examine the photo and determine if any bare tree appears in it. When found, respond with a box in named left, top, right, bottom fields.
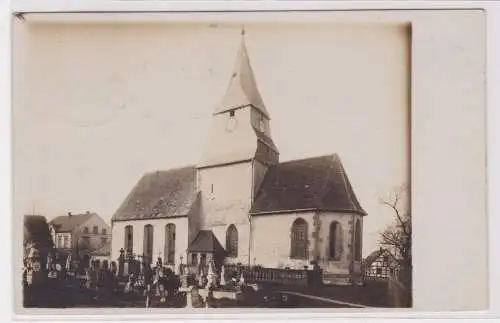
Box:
left=379, top=184, right=412, bottom=280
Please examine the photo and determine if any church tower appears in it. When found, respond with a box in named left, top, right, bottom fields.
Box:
left=196, top=29, right=279, bottom=264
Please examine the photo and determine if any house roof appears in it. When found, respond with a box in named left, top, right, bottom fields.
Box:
left=363, top=248, right=398, bottom=268
left=49, top=213, right=95, bottom=233
left=188, top=230, right=226, bottom=254
left=112, top=166, right=198, bottom=222
left=213, top=32, right=270, bottom=119
left=249, top=154, right=367, bottom=216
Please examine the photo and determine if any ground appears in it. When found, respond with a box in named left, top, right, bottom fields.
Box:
left=23, top=278, right=390, bottom=308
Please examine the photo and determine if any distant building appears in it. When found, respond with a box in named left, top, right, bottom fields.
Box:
left=48, top=211, right=111, bottom=260
left=363, top=247, right=401, bottom=280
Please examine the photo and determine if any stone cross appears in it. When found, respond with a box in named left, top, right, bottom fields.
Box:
left=206, top=261, right=217, bottom=290
left=220, top=265, right=226, bottom=287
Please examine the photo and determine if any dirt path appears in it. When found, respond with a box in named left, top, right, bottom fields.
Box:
left=281, top=291, right=366, bottom=308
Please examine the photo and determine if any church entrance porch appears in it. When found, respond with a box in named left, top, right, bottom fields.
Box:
left=187, top=230, right=226, bottom=271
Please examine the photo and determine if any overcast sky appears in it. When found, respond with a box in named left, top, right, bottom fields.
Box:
left=13, top=21, right=409, bottom=256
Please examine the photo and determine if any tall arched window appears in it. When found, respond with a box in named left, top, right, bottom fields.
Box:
left=164, top=223, right=176, bottom=265
left=290, top=218, right=308, bottom=259
left=329, top=221, right=343, bottom=261
left=124, top=225, right=133, bottom=253
left=226, top=224, right=238, bottom=257
left=143, top=224, right=154, bottom=263
left=354, top=220, right=362, bottom=261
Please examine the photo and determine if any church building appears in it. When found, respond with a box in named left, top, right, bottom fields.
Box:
left=111, top=32, right=367, bottom=284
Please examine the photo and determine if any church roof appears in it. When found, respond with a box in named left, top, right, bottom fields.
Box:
left=49, top=213, right=95, bottom=233
left=249, top=154, right=367, bottom=216
left=188, top=230, right=226, bottom=254
left=213, top=32, right=270, bottom=119
left=111, top=166, right=198, bottom=222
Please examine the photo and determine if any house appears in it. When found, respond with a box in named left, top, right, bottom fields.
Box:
left=363, top=247, right=401, bottom=280
left=49, top=211, right=111, bottom=260
left=111, top=31, right=367, bottom=285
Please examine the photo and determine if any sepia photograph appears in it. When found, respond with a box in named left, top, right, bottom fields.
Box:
left=11, top=7, right=487, bottom=314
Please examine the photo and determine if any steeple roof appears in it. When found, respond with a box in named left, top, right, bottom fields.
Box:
left=213, top=30, right=270, bottom=119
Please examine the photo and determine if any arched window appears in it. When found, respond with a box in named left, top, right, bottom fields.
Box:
left=143, top=224, right=154, bottom=263
left=329, top=221, right=343, bottom=261
left=354, top=220, right=362, bottom=261
left=226, top=224, right=238, bottom=257
left=124, top=225, right=133, bottom=253
left=164, top=223, right=176, bottom=265
left=290, top=218, right=308, bottom=259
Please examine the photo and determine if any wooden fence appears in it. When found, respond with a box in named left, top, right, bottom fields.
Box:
left=183, top=263, right=319, bottom=287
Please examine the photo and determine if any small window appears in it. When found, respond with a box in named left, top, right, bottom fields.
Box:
left=389, top=268, right=394, bottom=275
left=102, top=228, right=107, bottom=235
left=92, top=226, right=98, bottom=234
left=100, top=237, right=108, bottom=245
left=83, top=227, right=89, bottom=234
left=191, top=253, right=198, bottom=265
left=211, top=184, right=214, bottom=194
left=229, top=110, right=235, bottom=117
left=383, top=255, right=389, bottom=263
left=376, top=268, right=382, bottom=275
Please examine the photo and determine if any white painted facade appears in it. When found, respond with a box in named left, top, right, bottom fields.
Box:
left=111, top=217, right=188, bottom=266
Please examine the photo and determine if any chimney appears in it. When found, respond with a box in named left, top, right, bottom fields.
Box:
left=68, top=212, right=72, bottom=217
left=86, top=211, right=90, bottom=215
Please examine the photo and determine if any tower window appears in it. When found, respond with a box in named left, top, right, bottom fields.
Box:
left=229, top=110, right=235, bottom=117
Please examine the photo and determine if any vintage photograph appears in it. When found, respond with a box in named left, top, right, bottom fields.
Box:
left=15, top=17, right=411, bottom=309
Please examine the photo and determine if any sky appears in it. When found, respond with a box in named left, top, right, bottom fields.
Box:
left=13, top=21, right=409, bottom=256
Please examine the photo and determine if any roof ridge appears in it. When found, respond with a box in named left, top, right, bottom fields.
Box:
left=145, top=164, right=196, bottom=175
left=278, top=153, right=337, bottom=165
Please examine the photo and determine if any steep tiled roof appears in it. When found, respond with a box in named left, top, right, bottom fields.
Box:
left=213, top=34, right=270, bottom=119
left=188, top=230, right=225, bottom=254
left=249, top=154, right=367, bottom=216
left=49, top=213, right=94, bottom=233
left=112, top=166, right=198, bottom=221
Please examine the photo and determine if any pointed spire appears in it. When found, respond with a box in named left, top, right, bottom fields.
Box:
left=213, top=28, right=270, bottom=119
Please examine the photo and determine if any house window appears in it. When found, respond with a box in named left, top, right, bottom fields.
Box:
left=92, top=226, right=98, bottom=234
left=376, top=267, right=382, bottom=275
left=226, top=224, right=238, bottom=257
left=102, top=228, right=107, bottom=235
left=290, top=218, right=308, bottom=259
left=229, top=110, right=235, bottom=117
left=143, top=224, right=154, bottom=263
left=83, top=227, right=89, bottom=234
left=354, top=220, right=362, bottom=261
left=164, top=223, right=176, bottom=265
left=100, top=237, right=108, bottom=245
left=63, top=236, right=69, bottom=249
left=57, top=236, right=63, bottom=248
left=328, top=221, right=343, bottom=261
left=124, top=225, right=133, bottom=253
left=191, top=253, right=198, bottom=265
left=389, top=268, right=394, bottom=275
